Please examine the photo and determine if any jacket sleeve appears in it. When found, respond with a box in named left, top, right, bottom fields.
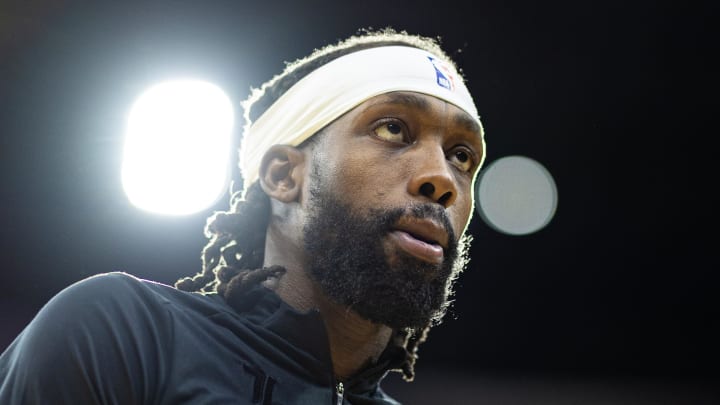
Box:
left=0, top=272, right=171, bottom=405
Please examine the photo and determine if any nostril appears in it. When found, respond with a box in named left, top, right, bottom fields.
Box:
left=419, top=182, right=435, bottom=197
left=438, top=191, right=452, bottom=207
left=419, top=182, right=452, bottom=206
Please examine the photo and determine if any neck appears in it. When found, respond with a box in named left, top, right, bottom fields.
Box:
left=320, top=293, right=394, bottom=380
left=263, top=226, right=392, bottom=380
left=267, top=265, right=393, bottom=380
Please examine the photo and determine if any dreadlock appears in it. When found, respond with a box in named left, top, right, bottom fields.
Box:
left=175, top=27, right=464, bottom=382
left=174, top=181, right=282, bottom=298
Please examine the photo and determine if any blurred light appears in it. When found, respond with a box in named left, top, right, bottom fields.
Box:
left=475, top=155, right=558, bottom=235
left=121, top=79, right=234, bottom=215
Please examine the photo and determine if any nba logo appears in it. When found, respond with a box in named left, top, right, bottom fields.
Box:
left=427, top=56, right=455, bottom=91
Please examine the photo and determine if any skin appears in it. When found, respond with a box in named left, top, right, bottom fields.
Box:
left=258, top=91, right=485, bottom=380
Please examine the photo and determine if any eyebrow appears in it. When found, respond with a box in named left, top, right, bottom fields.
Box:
left=378, top=93, right=483, bottom=136
left=381, top=92, right=431, bottom=111
left=454, top=113, right=482, bottom=136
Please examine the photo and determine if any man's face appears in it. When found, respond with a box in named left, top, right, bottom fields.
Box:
left=302, top=91, right=485, bottom=329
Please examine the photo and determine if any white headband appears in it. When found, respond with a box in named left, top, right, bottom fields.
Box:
left=240, top=45, right=483, bottom=188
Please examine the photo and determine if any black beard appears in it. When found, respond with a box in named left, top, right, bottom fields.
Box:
left=303, top=185, right=470, bottom=330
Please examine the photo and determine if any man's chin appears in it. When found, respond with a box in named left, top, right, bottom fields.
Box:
left=341, top=260, right=451, bottom=329
left=352, top=294, right=446, bottom=330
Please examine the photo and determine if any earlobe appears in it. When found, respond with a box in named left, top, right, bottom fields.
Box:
left=258, top=145, right=306, bottom=203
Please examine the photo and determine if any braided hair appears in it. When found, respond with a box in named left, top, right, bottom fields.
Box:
left=175, top=27, right=465, bottom=381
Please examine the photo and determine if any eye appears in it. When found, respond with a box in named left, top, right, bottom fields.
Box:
left=373, top=120, right=409, bottom=144
left=448, top=147, right=475, bottom=172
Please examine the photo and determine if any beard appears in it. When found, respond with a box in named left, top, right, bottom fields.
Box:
left=303, top=184, right=472, bottom=330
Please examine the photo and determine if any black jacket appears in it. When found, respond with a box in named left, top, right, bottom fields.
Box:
left=0, top=272, right=404, bottom=404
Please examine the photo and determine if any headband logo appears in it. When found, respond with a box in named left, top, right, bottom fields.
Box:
left=427, top=56, right=455, bottom=91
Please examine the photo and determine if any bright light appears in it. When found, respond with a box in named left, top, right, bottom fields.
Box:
left=475, top=155, right=558, bottom=235
left=121, top=79, right=234, bottom=215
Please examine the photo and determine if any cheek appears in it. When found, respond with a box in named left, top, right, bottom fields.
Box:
left=451, top=193, right=474, bottom=235
left=334, top=151, right=409, bottom=205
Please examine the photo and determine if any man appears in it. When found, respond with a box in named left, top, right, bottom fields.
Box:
left=0, top=28, right=485, bottom=404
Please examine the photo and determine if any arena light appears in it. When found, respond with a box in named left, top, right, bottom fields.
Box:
left=475, top=155, right=558, bottom=235
left=121, top=79, right=234, bottom=215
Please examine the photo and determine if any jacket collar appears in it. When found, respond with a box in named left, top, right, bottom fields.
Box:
left=226, top=283, right=406, bottom=395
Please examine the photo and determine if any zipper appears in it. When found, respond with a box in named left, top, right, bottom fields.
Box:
left=335, top=381, right=344, bottom=405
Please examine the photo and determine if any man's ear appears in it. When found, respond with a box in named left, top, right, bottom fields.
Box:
left=258, top=144, right=306, bottom=203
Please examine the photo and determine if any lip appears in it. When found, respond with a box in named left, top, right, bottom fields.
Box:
left=394, top=217, right=449, bottom=250
left=389, top=217, right=449, bottom=264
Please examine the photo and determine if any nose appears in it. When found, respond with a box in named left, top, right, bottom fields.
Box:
left=407, top=145, right=458, bottom=208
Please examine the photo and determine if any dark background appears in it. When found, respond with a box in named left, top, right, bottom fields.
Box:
left=1, top=1, right=717, bottom=403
